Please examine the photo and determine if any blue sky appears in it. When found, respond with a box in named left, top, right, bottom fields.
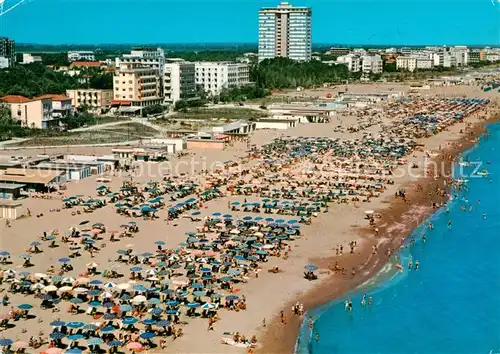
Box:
left=0, top=0, right=499, bottom=45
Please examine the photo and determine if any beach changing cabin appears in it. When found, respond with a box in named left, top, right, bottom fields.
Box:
left=0, top=200, right=24, bottom=220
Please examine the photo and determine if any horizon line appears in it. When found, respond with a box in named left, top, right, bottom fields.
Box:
left=14, top=42, right=500, bottom=48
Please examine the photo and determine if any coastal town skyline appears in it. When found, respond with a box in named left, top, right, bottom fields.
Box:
left=0, top=0, right=499, bottom=45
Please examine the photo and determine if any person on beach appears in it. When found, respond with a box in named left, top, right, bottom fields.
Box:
left=280, top=310, right=287, bottom=324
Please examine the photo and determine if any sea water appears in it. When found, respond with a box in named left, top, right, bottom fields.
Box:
left=297, top=122, right=500, bottom=354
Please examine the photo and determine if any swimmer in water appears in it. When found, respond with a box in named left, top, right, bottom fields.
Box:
left=448, top=220, right=452, bottom=228
left=415, top=260, right=419, bottom=270
left=422, top=234, right=427, bottom=243
left=315, top=331, right=320, bottom=342
left=483, top=213, right=486, bottom=220
left=361, top=294, right=366, bottom=307
left=368, top=296, right=372, bottom=307
left=469, top=205, right=473, bottom=212
left=408, top=259, right=413, bottom=270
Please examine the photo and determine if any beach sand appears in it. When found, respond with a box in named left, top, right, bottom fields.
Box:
left=0, top=83, right=498, bottom=354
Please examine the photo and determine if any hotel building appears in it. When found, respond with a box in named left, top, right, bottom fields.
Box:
left=258, top=1, right=312, bottom=62
left=163, top=60, right=196, bottom=104
left=195, top=62, right=250, bottom=96
left=113, top=62, right=162, bottom=108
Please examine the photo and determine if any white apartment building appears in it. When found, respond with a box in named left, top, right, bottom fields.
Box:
left=113, top=63, right=162, bottom=108
left=396, top=56, right=418, bottom=72
left=432, top=52, right=455, bottom=68
left=22, top=53, right=42, bottom=64
left=451, top=46, right=468, bottom=67
left=118, top=47, right=165, bottom=75
left=361, top=54, right=383, bottom=74
left=67, top=51, right=95, bottom=62
left=335, top=54, right=360, bottom=72
left=416, top=58, right=433, bottom=70
left=258, top=1, right=312, bottom=62
left=195, top=62, right=250, bottom=96
left=164, top=61, right=196, bottom=104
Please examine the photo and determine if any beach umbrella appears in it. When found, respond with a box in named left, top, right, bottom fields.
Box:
left=103, top=313, right=117, bottom=320
left=166, top=309, right=179, bottom=315
left=142, top=319, right=156, bottom=325
left=50, top=332, right=66, bottom=340
left=88, top=301, right=102, bottom=307
left=107, top=341, right=122, bottom=347
left=126, top=342, right=143, bottom=351
left=67, top=334, right=84, bottom=341
left=156, top=320, right=170, bottom=327
left=103, top=282, right=116, bottom=288
left=186, top=302, right=200, bottom=308
left=81, top=323, right=98, bottom=330
left=133, top=285, right=147, bottom=292
left=58, top=257, right=70, bottom=263
left=225, top=295, right=239, bottom=301
left=193, top=290, right=206, bottom=297
left=50, top=320, right=66, bottom=327
left=304, top=264, right=318, bottom=271
left=87, top=337, right=104, bottom=346
left=43, top=285, right=58, bottom=292
left=0, top=339, right=12, bottom=347
left=100, top=326, right=115, bottom=333
left=0, top=251, right=10, bottom=257
left=122, top=317, right=138, bottom=325
left=29, top=241, right=41, bottom=247
left=130, top=266, right=142, bottom=273
left=155, top=240, right=166, bottom=245
left=166, top=300, right=179, bottom=306
left=17, top=304, right=33, bottom=310
left=65, top=349, right=82, bottom=354
left=66, top=321, right=84, bottom=329
left=120, top=304, right=133, bottom=312
left=148, top=298, right=161, bottom=305
left=201, top=303, right=216, bottom=310
left=133, top=295, right=147, bottom=303
left=21, top=254, right=31, bottom=259
left=79, top=220, right=89, bottom=225
left=140, top=332, right=155, bottom=339
left=150, top=308, right=162, bottom=315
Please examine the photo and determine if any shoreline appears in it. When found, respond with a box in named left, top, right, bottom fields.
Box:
left=259, top=111, right=500, bottom=354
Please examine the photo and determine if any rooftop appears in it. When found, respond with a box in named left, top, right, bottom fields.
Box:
left=0, top=168, right=64, bottom=185
left=0, top=182, right=26, bottom=190
left=70, top=61, right=101, bottom=67
left=35, top=94, right=72, bottom=102
left=1, top=95, right=30, bottom=104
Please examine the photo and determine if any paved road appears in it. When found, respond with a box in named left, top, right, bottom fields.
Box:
left=68, top=120, right=131, bottom=132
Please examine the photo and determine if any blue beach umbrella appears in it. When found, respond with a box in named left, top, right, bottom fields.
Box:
left=87, top=337, right=104, bottom=346
left=156, top=320, right=170, bottom=327
left=100, top=326, right=115, bottom=333
left=107, top=341, right=122, bottom=347
left=66, top=321, right=84, bottom=329
left=155, top=240, right=166, bottom=245
left=122, top=317, right=138, bottom=325
left=67, top=334, right=84, bottom=341
left=140, top=332, right=155, bottom=339
left=66, top=348, right=83, bottom=354
left=151, top=308, right=162, bottom=315
left=17, top=304, right=33, bottom=310
left=69, top=298, right=83, bottom=304
left=50, top=320, right=66, bottom=327
left=0, top=339, right=12, bottom=347
left=186, top=302, right=200, bottom=308
left=50, top=332, right=66, bottom=340
left=142, top=319, right=156, bottom=325
left=304, top=264, right=318, bottom=271
left=58, top=257, right=70, bottom=263
left=88, top=301, right=102, bottom=307
left=120, top=304, right=133, bottom=312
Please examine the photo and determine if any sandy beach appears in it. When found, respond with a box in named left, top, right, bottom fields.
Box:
left=0, top=82, right=498, bottom=354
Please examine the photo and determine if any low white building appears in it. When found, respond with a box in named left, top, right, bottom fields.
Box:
left=195, top=62, right=250, bottom=96
left=67, top=51, right=95, bottom=62
left=22, top=53, right=42, bottom=64
left=255, top=117, right=298, bottom=130
left=335, top=54, right=361, bottom=72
